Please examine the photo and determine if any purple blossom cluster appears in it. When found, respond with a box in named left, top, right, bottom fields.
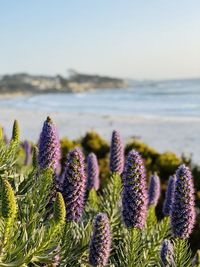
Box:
left=23, top=140, right=31, bottom=165
left=160, top=239, right=174, bottom=267
left=62, top=147, right=86, bottom=221
left=122, top=150, right=147, bottom=229
left=51, top=252, right=60, bottom=267
left=89, top=213, right=111, bottom=267
left=87, top=153, right=100, bottom=191
left=192, top=250, right=200, bottom=267
left=163, top=175, right=176, bottom=216
left=109, top=130, right=124, bottom=174
left=38, top=116, right=61, bottom=171
left=171, top=164, right=195, bottom=238
left=148, top=173, right=160, bottom=207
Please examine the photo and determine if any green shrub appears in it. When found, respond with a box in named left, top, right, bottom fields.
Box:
left=81, top=131, right=109, bottom=158
left=155, top=152, right=181, bottom=181
left=98, top=156, right=110, bottom=189
left=60, top=137, right=79, bottom=171
left=125, top=139, right=159, bottom=176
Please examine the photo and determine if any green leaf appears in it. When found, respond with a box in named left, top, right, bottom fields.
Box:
left=173, top=238, right=192, bottom=267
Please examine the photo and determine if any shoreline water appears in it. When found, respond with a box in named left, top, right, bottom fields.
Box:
left=1, top=80, right=200, bottom=164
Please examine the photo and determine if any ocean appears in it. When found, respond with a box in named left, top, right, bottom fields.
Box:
left=1, top=79, right=200, bottom=117
left=0, top=79, right=200, bottom=163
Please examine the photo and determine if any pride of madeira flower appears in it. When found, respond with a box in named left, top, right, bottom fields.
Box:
left=163, top=175, right=176, bottom=216
left=109, top=130, right=124, bottom=174
left=148, top=173, right=160, bottom=207
left=171, top=164, right=195, bottom=238
left=62, top=147, right=87, bottom=221
left=54, top=192, right=66, bottom=225
left=122, top=150, right=147, bottom=229
left=89, top=213, right=111, bottom=267
left=192, top=250, right=200, bottom=267
left=11, top=119, right=20, bottom=142
left=87, top=152, right=100, bottom=191
left=38, top=116, right=61, bottom=171
left=2, top=178, right=17, bottom=223
left=160, top=239, right=174, bottom=267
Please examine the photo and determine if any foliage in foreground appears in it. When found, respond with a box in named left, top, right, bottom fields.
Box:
left=0, top=119, right=199, bottom=266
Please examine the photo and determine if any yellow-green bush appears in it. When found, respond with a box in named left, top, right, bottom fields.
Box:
left=155, top=152, right=181, bottom=181
left=60, top=137, right=79, bottom=171
left=125, top=139, right=159, bottom=176
left=81, top=131, right=109, bottom=158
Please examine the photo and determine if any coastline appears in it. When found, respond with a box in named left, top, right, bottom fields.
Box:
left=0, top=86, right=127, bottom=99
left=0, top=92, right=33, bottom=99
left=0, top=72, right=128, bottom=95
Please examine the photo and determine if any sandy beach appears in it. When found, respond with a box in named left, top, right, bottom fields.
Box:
left=1, top=106, right=199, bottom=164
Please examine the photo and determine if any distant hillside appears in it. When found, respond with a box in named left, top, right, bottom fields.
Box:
left=0, top=71, right=128, bottom=95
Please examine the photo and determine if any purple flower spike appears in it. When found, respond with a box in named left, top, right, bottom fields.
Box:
left=62, top=147, right=86, bottom=221
left=160, top=239, right=174, bottom=267
left=38, top=116, right=61, bottom=171
left=109, top=130, right=124, bottom=174
left=23, top=140, right=31, bottom=165
left=171, top=164, right=196, bottom=238
left=51, top=246, right=60, bottom=267
left=89, top=213, right=111, bottom=267
left=52, top=251, right=60, bottom=267
left=148, top=173, right=160, bottom=207
left=87, top=153, right=100, bottom=191
left=192, top=250, right=200, bottom=267
left=163, top=175, right=176, bottom=216
left=122, top=150, right=147, bottom=229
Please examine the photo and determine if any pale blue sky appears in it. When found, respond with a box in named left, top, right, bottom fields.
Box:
left=0, top=0, right=200, bottom=79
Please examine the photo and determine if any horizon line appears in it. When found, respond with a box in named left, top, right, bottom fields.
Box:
left=0, top=71, right=200, bottom=82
